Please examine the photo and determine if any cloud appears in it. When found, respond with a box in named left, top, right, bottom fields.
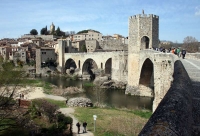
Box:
left=195, top=6, right=200, bottom=16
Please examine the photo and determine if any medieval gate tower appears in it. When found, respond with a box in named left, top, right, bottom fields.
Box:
left=126, top=11, right=159, bottom=96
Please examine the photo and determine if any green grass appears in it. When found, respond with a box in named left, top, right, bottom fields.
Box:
left=73, top=107, right=151, bottom=136
left=83, top=82, right=95, bottom=87
left=131, top=110, right=152, bottom=119
left=45, top=98, right=67, bottom=108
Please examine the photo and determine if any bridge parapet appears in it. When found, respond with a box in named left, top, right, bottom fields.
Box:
left=185, top=53, right=200, bottom=60
left=139, top=60, right=193, bottom=135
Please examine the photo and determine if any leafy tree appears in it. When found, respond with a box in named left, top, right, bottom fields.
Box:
left=80, top=45, right=87, bottom=52
left=55, top=27, right=66, bottom=37
left=30, top=29, right=38, bottom=35
left=183, top=36, right=199, bottom=53
left=40, top=28, right=47, bottom=35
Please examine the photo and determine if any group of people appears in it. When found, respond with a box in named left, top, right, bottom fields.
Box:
left=19, top=93, right=24, bottom=99
left=154, top=47, right=187, bottom=59
left=76, top=121, right=87, bottom=134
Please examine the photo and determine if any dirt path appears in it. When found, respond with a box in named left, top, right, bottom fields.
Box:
left=59, top=108, right=94, bottom=136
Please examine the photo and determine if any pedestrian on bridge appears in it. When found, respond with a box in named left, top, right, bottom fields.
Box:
left=181, top=49, right=186, bottom=59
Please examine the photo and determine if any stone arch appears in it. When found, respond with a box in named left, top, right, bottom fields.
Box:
left=139, top=58, right=154, bottom=97
left=105, top=58, right=112, bottom=75
left=141, top=36, right=150, bottom=49
left=65, top=58, right=77, bottom=74
left=82, top=58, right=98, bottom=80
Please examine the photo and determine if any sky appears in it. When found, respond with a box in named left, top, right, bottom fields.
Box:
left=0, top=0, right=200, bottom=43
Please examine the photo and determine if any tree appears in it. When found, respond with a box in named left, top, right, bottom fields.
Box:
left=30, top=29, right=38, bottom=35
left=80, top=45, right=87, bottom=52
left=55, top=27, right=61, bottom=36
left=40, top=28, right=47, bottom=35
left=0, top=56, right=25, bottom=132
left=183, top=36, right=198, bottom=43
left=183, top=36, right=199, bottom=53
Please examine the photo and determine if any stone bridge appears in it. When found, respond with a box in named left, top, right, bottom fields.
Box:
left=58, top=45, right=178, bottom=111
left=139, top=56, right=200, bottom=135
left=62, top=51, right=128, bottom=81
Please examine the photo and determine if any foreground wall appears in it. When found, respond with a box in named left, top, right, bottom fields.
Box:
left=139, top=60, right=193, bottom=136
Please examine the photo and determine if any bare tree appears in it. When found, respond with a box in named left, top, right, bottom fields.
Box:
left=183, top=36, right=199, bottom=53
left=183, top=36, right=198, bottom=43
left=0, top=56, right=25, bottom=132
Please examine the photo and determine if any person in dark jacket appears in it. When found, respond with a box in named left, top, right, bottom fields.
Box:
left=181, top=49, right=186, bottom=59
left=76, top=122, right=81, bottom=134
left=83, top=121, right=87, bottom=133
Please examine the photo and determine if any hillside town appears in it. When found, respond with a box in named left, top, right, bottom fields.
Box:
left=1, top=22, right=199, bottom=78
left=0, top=23, right=129, bottom=76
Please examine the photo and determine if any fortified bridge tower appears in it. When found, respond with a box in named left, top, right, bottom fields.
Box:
left=126, top=12, right=175, bottom=111
left=127, top=12, right=159, bottom=91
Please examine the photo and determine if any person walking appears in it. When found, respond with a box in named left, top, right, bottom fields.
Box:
left=181, top=49, right=186, bottom=59
left=83, top=121, right=87, bottom=133
left=176, top=48, right=181, bottom=57
left=76, top=122, right=81, bottom=134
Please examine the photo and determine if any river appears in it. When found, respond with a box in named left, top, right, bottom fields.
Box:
left=39, top=76, right=153, bottom=111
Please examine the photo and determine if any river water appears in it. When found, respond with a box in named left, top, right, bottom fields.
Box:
left=39, top=76, right=153, bottom=111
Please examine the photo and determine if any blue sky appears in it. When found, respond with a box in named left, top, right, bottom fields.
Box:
left=0, top=0, right=200, bottom=43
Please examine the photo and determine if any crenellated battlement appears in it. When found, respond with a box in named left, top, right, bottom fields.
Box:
left=130, top=14, right=159, bottom=19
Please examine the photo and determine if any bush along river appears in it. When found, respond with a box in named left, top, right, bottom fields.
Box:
left=38, top=76, right=153, bottom=110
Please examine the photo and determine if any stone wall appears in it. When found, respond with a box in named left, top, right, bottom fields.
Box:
left=21, top=35, right=59, bottom=41
left=36, top=49, right=41, bottom=74
left=185, top=53, right=200, bottom=60
left=139, top=60, right=193, bottom=136
left=99, top=39, right=128, bottom=51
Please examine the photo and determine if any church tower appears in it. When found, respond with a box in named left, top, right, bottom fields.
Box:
left=50, top=22, right=55, bottom=34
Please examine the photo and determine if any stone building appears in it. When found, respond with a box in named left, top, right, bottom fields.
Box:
left=85, top=40, right=100, bottom=52
left=9, top=46, right=27, bottom=63
left=32, top=38, right=44, bottom=46
left=0, top=46, right=12, bottom=60
left=73, top=30, right=102, bottom=41
left=35, top=47, right=56, bottom=74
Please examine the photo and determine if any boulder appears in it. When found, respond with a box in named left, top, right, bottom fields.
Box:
left=111, top=81, right=127, bottom=89
left=67, top=97, right=93, bottom=107
left=93, top=76, right=109, bottom=86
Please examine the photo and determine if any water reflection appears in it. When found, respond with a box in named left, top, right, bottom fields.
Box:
left=38, top=76, right=153, bottom=110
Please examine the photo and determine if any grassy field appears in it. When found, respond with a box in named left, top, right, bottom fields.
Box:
left=73, top=107, right=151, bottom=136
left=45, top=98, right=67, bottom=108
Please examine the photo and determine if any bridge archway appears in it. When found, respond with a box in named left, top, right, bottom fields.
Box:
left=139, top=58, right=153, bottom=86
left=65, top=58, right=77, bottom=74
left=82, top=58, right=98, bottom=80
left=105, top=58, right=112, bottom=75
left=139, top=58, right=154, bottom=96
left=141, top=36, right=150, bottom=49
